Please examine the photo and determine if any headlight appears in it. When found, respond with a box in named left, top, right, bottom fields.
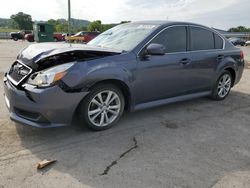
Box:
left=27, top=62, right=75, bottom=87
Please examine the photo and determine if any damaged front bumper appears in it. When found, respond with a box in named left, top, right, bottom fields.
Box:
left=3, top=76, right=88, bottom=128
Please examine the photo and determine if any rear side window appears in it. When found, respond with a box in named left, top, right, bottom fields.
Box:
left=151, top=26, right=187, bottom=53
left=214, top=33, right=223, bottom=49
left=190, top=27, right=214, bottom=50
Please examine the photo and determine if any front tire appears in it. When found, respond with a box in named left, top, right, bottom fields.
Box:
left=210, top=71, right=232, bottom=100
left=79, top=84, right=125, bottom=131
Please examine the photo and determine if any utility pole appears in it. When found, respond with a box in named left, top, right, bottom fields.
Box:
left=68, top=0, right=71, bottom=35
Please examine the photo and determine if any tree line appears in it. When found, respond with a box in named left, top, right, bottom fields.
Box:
left=2, top=12, right=250, bottom=33
left=228, top=26, right=250, bottom=33
left=2, top=12, right=130, bottom=33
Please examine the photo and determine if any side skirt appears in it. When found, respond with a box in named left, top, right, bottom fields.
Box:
left=133, top=91, right=211, bottom=111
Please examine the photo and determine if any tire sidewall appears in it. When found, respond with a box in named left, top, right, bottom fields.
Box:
left=80, top=84, right=125, bottom=131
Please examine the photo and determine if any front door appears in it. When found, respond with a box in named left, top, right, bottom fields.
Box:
left=133, top=26, right=192, bottom=105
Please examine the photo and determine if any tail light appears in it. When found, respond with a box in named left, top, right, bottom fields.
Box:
left=240, top=50, right=244, bottom=61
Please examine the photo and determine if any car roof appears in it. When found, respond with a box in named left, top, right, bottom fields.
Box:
left=132, top=20, right=211, bottom=29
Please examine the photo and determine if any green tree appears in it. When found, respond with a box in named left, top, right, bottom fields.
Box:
left=79, top=25, right=88, bottom=31
left=120, top=21, right=131, bottom=24
left=47, top=19, right=59, bottom=25
left=47, top=19, right=60, bottom=32
left=102, top=24, right=116, bottom=31
left=87, top=20, right=103, bottom=32
left=55, top=22, right=68, bottom=33
left=7, top=19, right=19, bottom=29
left=10, top=12, right=33, bottom=30
left=228, top=26, right=250, bottom=32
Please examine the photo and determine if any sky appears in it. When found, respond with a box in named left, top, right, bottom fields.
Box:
left=0, top=0, right=249, bottom=30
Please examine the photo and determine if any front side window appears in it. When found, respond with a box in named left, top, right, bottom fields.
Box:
left=151, top=26, right=187, bottom=53
left=190, top=27, right=214, bottom=50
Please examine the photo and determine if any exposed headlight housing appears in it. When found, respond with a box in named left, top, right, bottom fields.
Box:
left=27, top=62, right=75, bottom=87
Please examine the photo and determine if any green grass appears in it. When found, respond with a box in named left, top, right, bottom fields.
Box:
left=0, top=27, right=19, bottom=32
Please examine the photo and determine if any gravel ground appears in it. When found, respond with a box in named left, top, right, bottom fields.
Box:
left=0, top=40, right=250, bottom=188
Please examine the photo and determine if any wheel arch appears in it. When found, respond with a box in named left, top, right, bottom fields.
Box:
left=215, top=57, right=237, bottom=87
left=224, top=67, right=236, bottom=87
left=87, top=79, right=132, bottom=111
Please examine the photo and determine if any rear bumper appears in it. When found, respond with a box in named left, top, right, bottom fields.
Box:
left=4, top=77, right=88, bottom=128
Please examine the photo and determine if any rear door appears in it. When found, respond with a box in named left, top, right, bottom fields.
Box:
left=185, top=26, right=224, bottom=93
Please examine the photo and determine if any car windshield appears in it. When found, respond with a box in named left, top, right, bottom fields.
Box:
left=88, top=23, right=159, bottom=51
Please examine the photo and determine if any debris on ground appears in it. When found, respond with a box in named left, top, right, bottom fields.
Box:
left=36, top=159, right=57, bottom=169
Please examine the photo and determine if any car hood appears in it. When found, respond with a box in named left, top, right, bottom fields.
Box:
left=18, top=42, right=122, bottom=63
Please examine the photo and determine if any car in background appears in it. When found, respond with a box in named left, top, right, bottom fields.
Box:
left=10, top=30, right=32, bottom=41
left=25, top=33, right=65, bottom=42
left=3, top=21, right=245, bottom=130
left=24, top=33, right=34, bottom=42
left=53, top=33, right=65, bottom=41
left=65, top=31, right=100, bottom=43
left=245, top=41, right=250, bottom=46
left=228, top=38, right=246, bottom=46
left=62, top=33, right=73, bottom=38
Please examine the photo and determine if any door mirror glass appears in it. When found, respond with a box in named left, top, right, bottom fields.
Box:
left=146, top=43, right=165, bottom=55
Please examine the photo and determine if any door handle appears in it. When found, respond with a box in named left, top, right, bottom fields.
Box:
left=180, top=58, right=191, bottom=65
left=217, top=55, right=224, bottom=61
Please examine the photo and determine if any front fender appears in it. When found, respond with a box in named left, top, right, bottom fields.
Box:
left=62, top=58, right=135, bottom=92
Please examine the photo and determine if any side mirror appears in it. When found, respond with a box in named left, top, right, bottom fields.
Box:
left=146, top=43, right=165, bottom=55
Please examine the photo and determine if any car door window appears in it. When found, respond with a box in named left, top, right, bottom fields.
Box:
left=190, top=27, right=214, bottom=50
left=151, top=26, right=187, bottom=53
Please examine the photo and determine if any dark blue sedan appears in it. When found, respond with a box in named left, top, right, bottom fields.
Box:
left=4, top=21, right=245, bottom=130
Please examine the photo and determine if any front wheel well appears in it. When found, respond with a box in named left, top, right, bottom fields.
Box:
left=224, top=67, right=236, bottom=86
left=88, top=79, right=131, bottom=111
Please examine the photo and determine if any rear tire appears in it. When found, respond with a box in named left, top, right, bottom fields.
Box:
left=79, top=84, right=125, bottom=131
left=210, top=70, right=232, bottom=100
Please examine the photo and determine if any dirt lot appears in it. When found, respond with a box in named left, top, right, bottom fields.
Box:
left=0, top=40, right=250, bottom=188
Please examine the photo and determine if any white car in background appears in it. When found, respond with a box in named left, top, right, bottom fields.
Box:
left=245, top=41, right=250, bottom=46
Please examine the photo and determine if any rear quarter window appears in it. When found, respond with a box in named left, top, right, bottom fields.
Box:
left=214, top=33, right=223, bottom=49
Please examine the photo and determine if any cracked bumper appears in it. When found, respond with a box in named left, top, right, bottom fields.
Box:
left=3, top=77, right=88, bottom=128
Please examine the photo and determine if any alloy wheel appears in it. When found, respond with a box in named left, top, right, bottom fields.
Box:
left=217, top=74, right=232, bottom=98
left=87, top=90, right=121, bottom=127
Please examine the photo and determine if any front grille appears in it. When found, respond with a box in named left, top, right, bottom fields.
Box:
left=7, top=60, right=32, bottom=86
